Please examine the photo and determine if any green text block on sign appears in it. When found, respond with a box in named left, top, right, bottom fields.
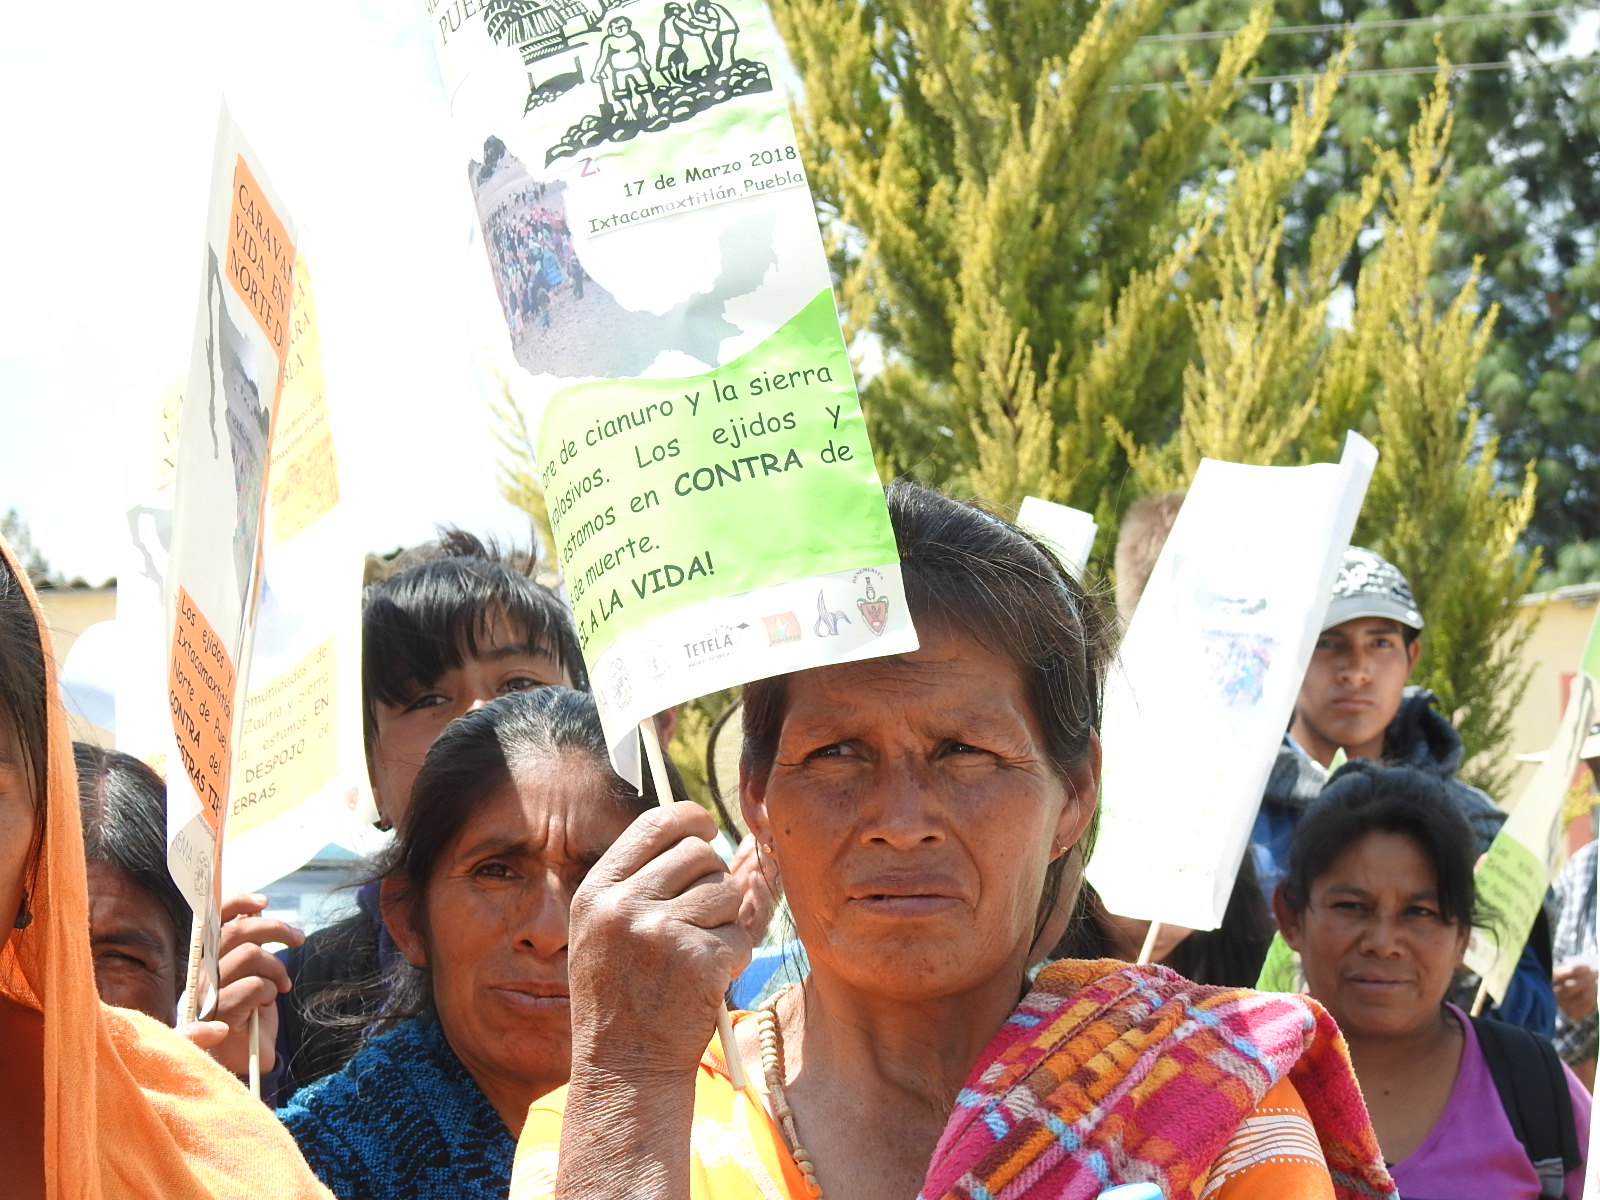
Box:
left=1468, top=834, right=1547, bottom=1001
left=539, top=288, right=897, bottom=662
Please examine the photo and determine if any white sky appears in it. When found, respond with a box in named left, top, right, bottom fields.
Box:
left=6, top=4, right=1595, bottom=586
left=0, top=0, right=532, bottom=582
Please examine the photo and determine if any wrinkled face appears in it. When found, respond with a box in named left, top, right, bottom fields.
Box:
left=369, top=612, right=571, bottom=829
left=742, top=623, right=1097, bottom=1003
left=0, top=714, right=37, bottom=959
left=1281, top=831, right=1469, bottom=1040
left=394, top=752, right=638, bottom=1101
left=86, top=861, right=183, bottom=1025
left=1291, top=618, right=1419, bottom=764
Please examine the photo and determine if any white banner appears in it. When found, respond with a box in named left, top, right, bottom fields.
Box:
left=221, top=253, right=374, bottom=895
left=1016, top=496, right=1097, bottom=579
left=1088, top=433, right=1377, bottom=930
left=118, top=268, right=374, bottom=894
left=427, top=0, right=913, bottom=781
left=165, top=108, right=296, bottom=1013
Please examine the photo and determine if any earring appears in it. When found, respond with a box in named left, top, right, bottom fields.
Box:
left=13, top=889, right=33, bottom=930
left=759, top=842, right=775, bottom=856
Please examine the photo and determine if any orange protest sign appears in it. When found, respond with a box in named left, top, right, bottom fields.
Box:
left=267, top=258, right=340, bottom=544
left=227, top=155, right=295, bottom=355
left=168, top=585, right=239, bottom=835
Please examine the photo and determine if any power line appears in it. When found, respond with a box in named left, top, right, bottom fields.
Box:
left=1133, top=51, right=1600, bottom=91
left=1136, top=7, right=1578, bottom=45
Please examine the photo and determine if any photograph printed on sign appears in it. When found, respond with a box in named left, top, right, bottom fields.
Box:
left=434, top=0, right=815, bottom=365
left=468, top=135, right=785, bottom=378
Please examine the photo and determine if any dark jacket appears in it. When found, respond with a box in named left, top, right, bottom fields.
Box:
left=269, top=880, right=397, bottom=1105
left=1253, top=688, right=1504, bottom=901
left=1250, top=687, right=1555, bottom=1036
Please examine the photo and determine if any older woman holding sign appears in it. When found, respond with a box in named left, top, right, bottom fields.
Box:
left=0, top=536, right=330, bottom=1199
left=513, top=483, right=1393, bottom=1200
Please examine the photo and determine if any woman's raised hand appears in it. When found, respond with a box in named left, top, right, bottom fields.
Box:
left=188, top=893, right=303, bottom=1076
left=567, top=801, right=752, bottom=1078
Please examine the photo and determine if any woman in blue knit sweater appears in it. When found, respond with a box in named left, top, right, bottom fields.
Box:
left=277, top=689, right=675, bottom=1200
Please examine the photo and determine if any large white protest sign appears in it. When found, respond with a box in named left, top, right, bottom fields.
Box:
left=165, top=111, right=296, bottom=1014
left=117, top=266, right=374, bottom=894
left=1467, top=609, right=1600, bottom=1004
left=427, top=0, right=914, bottom=778
left=1088, top=433, right=1377, bottom=931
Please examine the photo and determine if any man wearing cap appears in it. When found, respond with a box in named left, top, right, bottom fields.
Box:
left=1251, top=546, right=1556, bottom=1033
left=1253, top=547, right=1504, bottom=890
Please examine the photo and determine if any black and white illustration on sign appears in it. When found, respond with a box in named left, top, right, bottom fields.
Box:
left=475, top=0, right=772, bottom=164
left=468, top=135, right=780, bottom=376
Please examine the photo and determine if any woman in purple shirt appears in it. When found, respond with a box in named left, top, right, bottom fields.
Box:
left=1274, top=762, right=1589, bottom=1199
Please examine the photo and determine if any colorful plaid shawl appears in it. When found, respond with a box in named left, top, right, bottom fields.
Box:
left=919, top=959, right=1396, bottom=1200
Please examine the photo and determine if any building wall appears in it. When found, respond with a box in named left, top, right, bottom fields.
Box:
left=1505, top=585, right=1600, bottom=778
left=34, top=580, right=1600, bottom=808
left=1500, top=584, right=1600, bottom=848
left=34, top=587, right=117, bottom=747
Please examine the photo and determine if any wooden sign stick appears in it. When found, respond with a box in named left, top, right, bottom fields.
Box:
left=1137, top=921, right=1163, bottom=966
left=639, top=718, right=750, bottom=1091
left=249, top=1009, right=262, bottom=1099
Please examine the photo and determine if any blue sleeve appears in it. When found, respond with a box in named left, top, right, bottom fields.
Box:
left=1249, top=804, right=1296, bottom=909
left=276, top=1077, right=364, bottom=1200
left=1488, top=942, right=1559, bottom=1038
left=262, top=946, right=297, bottom=1106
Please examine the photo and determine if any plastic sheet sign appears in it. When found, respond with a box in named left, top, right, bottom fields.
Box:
left=221, top=255, right=375, bottom=896
left=1015, top=497, right=1097, bottom=580
left=166, top=110, right=296, bottom=1016
left=427, top=0, right=913, bottom=779
left=1088, top=433, right=1376, bottom=931
left=1465, top=608, right=1600, bottom=1003
left=120, top=267, right=374, bottom=898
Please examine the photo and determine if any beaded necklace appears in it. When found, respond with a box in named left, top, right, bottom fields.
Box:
left=755, top=989, right=824, bottom=1199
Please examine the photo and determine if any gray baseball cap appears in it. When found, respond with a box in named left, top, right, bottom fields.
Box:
left=1323, top=546, right=1424, bottom=633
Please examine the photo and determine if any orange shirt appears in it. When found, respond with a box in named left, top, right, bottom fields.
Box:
left=512, top=1032, right=1334, bottom=1200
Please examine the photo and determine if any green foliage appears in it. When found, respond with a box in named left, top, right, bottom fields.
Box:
left=1113, top=47, right=1380, bottom=487
left=488, top=3, right=1555, bottom=788
left=1532, top=542, right=1600, bottom=592
left=769, top=3, right=1542, bottom=778
left=1332, top=76, right=1539, bottom=798
left=665, top=687, right=742, bottom=832
left=488, top=378, right=559, bottom=582
left=0, top=509, right=54, bottom=588
left=771, top=0, right=1274, bottom=511
left=1145, top=0, right=1600, bottom=556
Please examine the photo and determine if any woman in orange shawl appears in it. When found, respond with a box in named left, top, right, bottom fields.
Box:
left=0, top=534, right=332, bottom=1200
